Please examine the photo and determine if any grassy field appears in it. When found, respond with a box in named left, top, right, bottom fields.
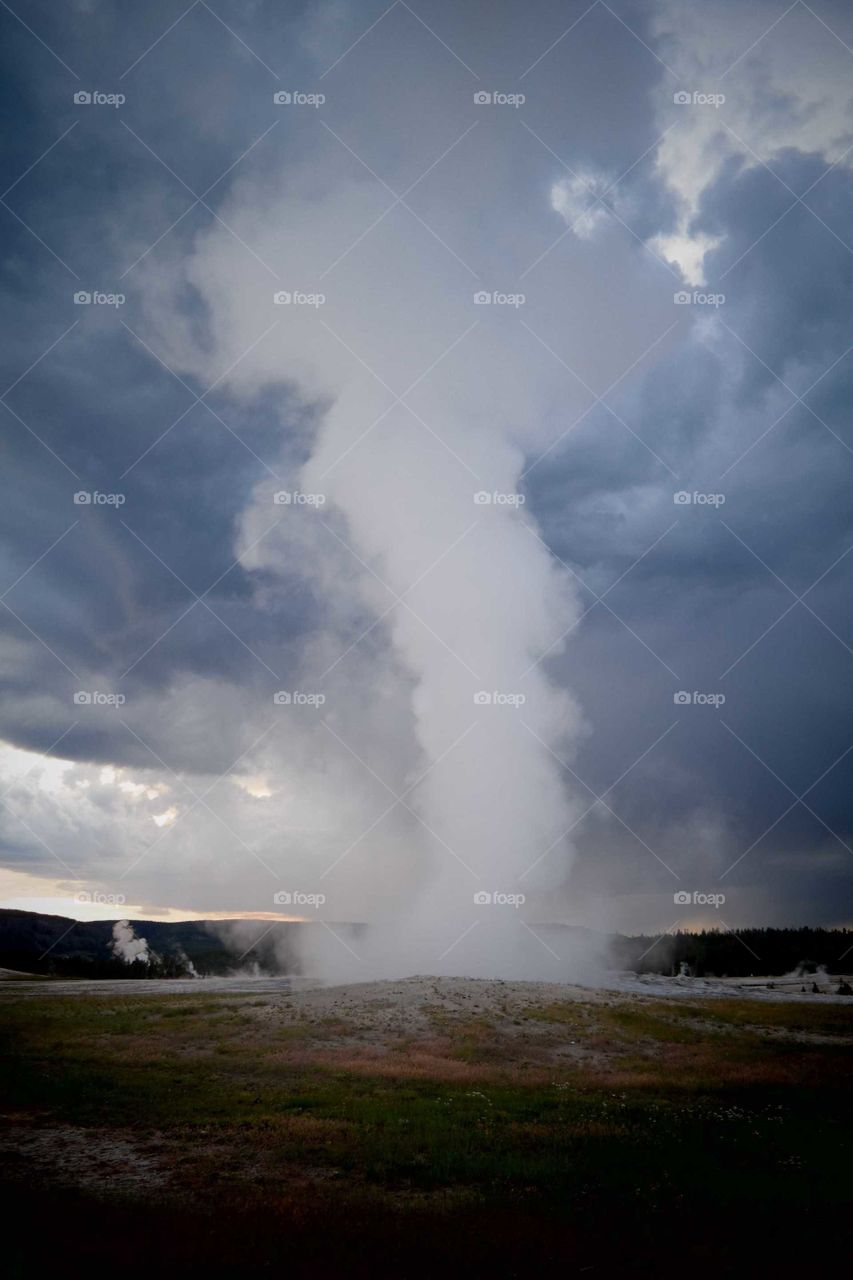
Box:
left=1, top=978, right=851, bottom=1276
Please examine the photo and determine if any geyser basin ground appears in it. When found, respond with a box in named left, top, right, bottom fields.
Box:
left=2, top=975, right=851, bottom=1275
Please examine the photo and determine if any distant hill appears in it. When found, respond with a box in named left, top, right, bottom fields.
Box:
left=1, top=910, right=850, bottom=980
left=0, top=909, right=311, bottom=978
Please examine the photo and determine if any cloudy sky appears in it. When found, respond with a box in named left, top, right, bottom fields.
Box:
left=1, top=0, right=853, bottom=973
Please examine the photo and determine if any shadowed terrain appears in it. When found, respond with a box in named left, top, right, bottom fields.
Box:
left=1, top=976, right=851, bottom=1275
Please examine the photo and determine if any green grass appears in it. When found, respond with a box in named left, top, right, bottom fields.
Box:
left=657, top=997, right=853, bottom=1035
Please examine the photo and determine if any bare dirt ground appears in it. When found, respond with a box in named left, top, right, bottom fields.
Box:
left=0, top=1121, right=171, bottom=1194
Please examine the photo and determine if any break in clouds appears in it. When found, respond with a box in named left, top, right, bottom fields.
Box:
left=1, top=0, right=853, bottom=977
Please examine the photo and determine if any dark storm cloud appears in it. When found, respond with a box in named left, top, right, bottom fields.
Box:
left=528, top=143, right=853, bottom=923
left=0, top=1, right=347, bottom=769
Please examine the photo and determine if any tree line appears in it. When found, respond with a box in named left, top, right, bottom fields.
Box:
left=612, top=927, right=853, bottom=976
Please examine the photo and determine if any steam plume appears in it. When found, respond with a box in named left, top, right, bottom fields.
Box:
left=110, top=919, right=151, bottom=965
left=138, top=77, right=671, bottom=982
